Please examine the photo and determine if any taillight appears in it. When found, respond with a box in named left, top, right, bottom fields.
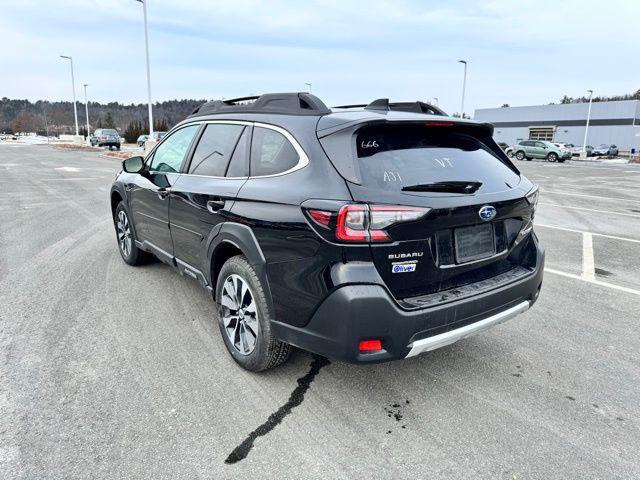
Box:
left=336, top=205, right=371, bottom=242
left=308, top=204, right=430, bottom=243
left=308, top=209, right=332, bottom=228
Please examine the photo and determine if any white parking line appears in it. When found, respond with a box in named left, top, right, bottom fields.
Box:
left=536, top=223, right=640, bottom=244
left=541, top=190, right=640, bottom=204
left=545, top=268, right=640, bottom=297
left=539, top=203, right=640, bottom=218
left=581, top=233, right=595, bottom=281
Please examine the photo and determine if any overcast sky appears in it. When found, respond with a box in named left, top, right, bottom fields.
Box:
left=1, top=0, right=638, bottom=116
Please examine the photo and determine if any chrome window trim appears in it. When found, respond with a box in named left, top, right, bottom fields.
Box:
left=155, top=119, right=310, bottom=179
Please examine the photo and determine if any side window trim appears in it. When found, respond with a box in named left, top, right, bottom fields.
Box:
left=248, top=122, right=309, bottom=179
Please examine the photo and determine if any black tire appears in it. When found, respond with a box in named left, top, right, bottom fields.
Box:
left=547, top=152, right=558, bottom=163
left=114, top=201, right=148, bottom=266
left=215, top=255, right=291, bottom=372
left=515, top=150, right=526, bottom=161
left=507, top=150, right=514, bottom=158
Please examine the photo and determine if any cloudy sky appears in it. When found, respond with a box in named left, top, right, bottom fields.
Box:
left=1, top=0, right=638, bottom=116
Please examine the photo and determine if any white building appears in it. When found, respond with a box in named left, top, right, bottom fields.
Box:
left=474, top=100, right=640, bottom=153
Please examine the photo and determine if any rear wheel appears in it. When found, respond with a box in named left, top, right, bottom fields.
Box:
left=216, top=256, right=291, bottom=371
left=515, top=151, right=526, bottom=161
left=114, top=201, right=148, bottom=266
left=547, top=152, right=558, bottom=162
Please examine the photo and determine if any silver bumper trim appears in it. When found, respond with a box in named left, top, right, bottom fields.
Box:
left=405, top=300, right=531, bottom=358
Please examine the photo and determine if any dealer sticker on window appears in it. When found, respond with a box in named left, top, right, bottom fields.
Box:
left=391, top=261, right=417, bottom=273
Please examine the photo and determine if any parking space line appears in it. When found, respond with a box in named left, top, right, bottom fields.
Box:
left=541, top=190, right=640, bottom=204
left=582, top=233, right=595, bottom=280
left=536, top=223, right=640, bottom=244
left=545, top=268, right=640, bottom=297
left=539, top=203, right=640, bottom=218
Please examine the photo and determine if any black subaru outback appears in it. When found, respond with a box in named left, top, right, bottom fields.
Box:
left=110, top=93, right=544, bottom=371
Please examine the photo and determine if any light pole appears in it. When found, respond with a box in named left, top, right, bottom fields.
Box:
left=582, top=89, right=593, bottom=155
left=458, top=59, right=467, bottom=118
left=83, top=84, right=90, bottom=142
left=305, top=82, right=312, bottom=93
left=60, top=55, right=79, bottom=136
left=136, top=0, right=154, bottom=138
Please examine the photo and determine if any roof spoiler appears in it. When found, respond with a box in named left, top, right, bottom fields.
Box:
left=333, top=98, right=447, bottom=116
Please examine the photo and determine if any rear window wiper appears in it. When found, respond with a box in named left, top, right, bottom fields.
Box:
left=401, top=181, right=482, bottom=194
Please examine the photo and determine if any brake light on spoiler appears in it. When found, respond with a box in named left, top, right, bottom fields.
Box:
left=308, top=204, right=431, bottom=243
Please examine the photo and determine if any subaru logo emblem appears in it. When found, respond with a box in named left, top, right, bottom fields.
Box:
left=478, top=205, right=496, bottom=221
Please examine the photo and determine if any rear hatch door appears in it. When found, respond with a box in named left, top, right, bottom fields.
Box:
left=319, top=120, right=534, bottom=301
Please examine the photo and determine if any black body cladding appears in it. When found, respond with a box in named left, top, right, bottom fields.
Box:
left=111, top=92, right=544, bottom=365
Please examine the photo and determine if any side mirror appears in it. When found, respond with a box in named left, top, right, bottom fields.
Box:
left=122, top=156, right=144, bottom=174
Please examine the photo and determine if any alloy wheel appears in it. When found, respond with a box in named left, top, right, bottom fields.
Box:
left=116, top=210, right=132, bottom=257
left=220, top=274, right=259, bottom=356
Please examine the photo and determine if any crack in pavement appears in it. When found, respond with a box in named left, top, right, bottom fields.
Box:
left=225, top=355, right=330, bottom=464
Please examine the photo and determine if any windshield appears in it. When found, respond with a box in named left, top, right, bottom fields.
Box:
left=354, top=124, right=520, bottom=193
left=103, top=129, right=118, bottom=135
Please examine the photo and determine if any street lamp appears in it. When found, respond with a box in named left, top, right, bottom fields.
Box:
left=458, top=59, right=467, bottom=118
left=83, top=84, right=90, bottom=142
left=305, top=82, right=312, bottom=93
left=582, top=89, right=593, bottom=155
left=60, top=55, right=79, bottom=136
left=136, top=0, right=154, bottom=138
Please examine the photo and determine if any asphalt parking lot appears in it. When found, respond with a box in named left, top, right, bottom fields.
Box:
left=1, top=145, right=639, bottom=479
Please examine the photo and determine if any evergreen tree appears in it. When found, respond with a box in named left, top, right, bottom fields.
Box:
left=104, top=112, right=115, bottom=128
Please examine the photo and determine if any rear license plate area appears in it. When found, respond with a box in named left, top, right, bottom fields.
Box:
left=454, top=223, right=496, bottom=263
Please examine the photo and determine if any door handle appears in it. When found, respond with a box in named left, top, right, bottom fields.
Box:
left=207, top=198, right=225, bottom=213
left=157, top=187, right=171, bottom=200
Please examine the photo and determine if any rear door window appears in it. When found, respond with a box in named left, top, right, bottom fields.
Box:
left=188, top=124, right=244, bottom=177
left=354, top=124, right=520, bottom=193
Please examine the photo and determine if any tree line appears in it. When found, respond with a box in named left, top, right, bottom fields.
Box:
left=1, top=97, right=204, bottom=136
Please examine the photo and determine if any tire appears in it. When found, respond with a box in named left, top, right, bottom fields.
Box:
left=114, top=201, right=148, bottom=266
left=216, top=255, right=292, bottom=372
left=547, top=152, right=558, bottom=162
left=515, top=151, right=526, bottom=161
left=507, top=150, right=514, bottom=158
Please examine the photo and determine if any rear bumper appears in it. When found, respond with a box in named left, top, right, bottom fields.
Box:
left=272, top=235, right=544, bottom=364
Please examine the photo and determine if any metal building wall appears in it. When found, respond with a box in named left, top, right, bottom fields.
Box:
left=474, top=100, right=640, bottom=151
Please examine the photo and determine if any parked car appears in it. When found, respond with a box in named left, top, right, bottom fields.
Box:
left=513, top=140, right=571, bottom=162
left=497, top=142, right=514, bottom=158
left=570, top=145, right=593, bottom=157
left=91, top=129, right=121, bottom=150
left=592, top=144, right=618, bottom=156
left=137, top=132, right=167, bottom=147
left=110, top=93, right=544, bottom=371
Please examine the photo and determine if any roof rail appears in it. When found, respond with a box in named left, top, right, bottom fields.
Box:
left=334, top=99, right=446, bottom=116
left=189, top=92, right=331, bottom=117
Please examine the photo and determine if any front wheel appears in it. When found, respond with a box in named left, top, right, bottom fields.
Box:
left=515, top=151, right=526, bottom=161
left=114, top=202, right=148, bottom=266
left=547, top=152, right=558, bottom=162
left=216, top=256, right=291, bottom=371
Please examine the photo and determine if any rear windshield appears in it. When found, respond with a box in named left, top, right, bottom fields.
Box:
left=354, top=124, right=520, bottom=192
left=102, top=129, right=118, bottom=135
